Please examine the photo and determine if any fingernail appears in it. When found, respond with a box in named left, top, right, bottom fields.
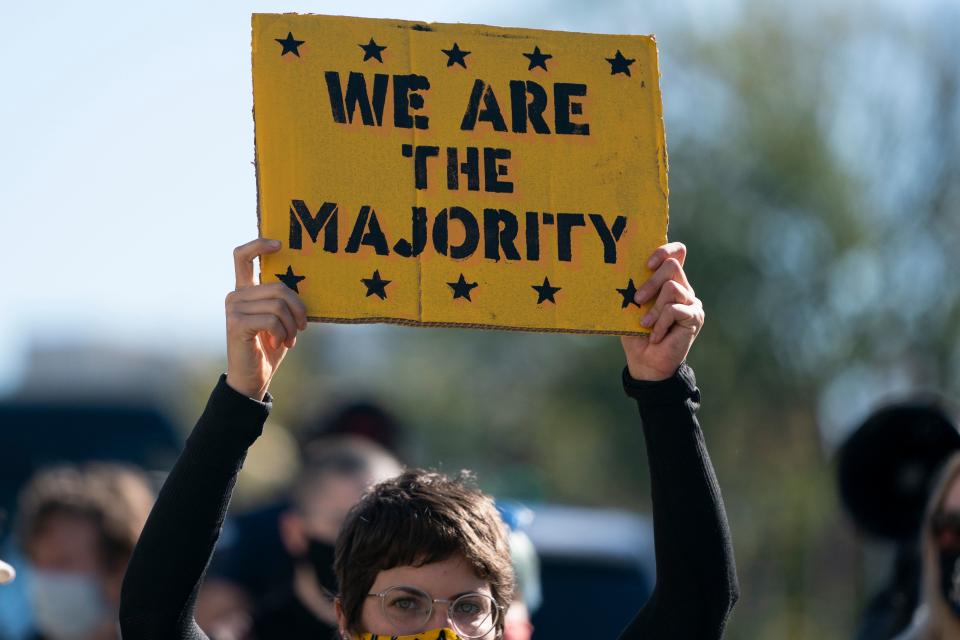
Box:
left=647, top=256, right=658, bottom=268
left=268, top=239, right=281, bottom=248
left=640, top=312, right=653, bottom=327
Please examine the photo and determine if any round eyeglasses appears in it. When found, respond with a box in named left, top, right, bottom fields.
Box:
left=367, top=585, right=502, bottom=638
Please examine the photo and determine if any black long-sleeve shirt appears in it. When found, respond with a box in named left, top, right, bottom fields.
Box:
left=120, top=364, right=738, bottom=639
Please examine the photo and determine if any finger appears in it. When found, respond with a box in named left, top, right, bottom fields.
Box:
left=646, top=242, right=687, bottom=270
left=227, top=312, right=288, bottom=346
left=228, top=283, right=308, bottom=329
left=233, top=238, right=282, bottom=290
left=231, top=300, right=299, bottom=344
left=634, top=257, right=692, bottom=305
left=650, top=301, right=703, bottom=343
left=640, top=279, right=696, bottom=328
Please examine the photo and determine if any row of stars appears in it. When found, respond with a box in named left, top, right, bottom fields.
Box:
left=274, top=32, right=636, bottom=76
left=276, top=266, right=644, bottom=307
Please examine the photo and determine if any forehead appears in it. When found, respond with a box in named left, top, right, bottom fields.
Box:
left=299, top=472, right=369, bottom=518
left=369, top=554, right=491, bottom=598
left=28, top=512, right=102, bottom=571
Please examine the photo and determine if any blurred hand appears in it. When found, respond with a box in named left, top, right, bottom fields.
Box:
left=0, top=558, right=14, bottom=584
left=620, top=242, right=704, bottom=381
left=225, top=239, right=307, bottom=400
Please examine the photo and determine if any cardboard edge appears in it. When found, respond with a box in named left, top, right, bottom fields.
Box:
left=250, top=12, right=657, bottom=41
left=252, top=14, right=264, bottom=284
left=649, top=35, right=671, bottom=240
left=305, top=315, right=650, bottom=337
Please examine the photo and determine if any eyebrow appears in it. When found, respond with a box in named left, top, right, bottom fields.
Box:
left=381, top=586, right=492, bottom=599
left=448, top=590, right=489, bottom=600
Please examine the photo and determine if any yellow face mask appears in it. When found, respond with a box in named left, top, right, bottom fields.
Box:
left=359, top=628, right=463, bottom=640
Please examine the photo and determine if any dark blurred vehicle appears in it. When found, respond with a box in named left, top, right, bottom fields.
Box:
left=524, top=504, right=655, bottom=637
left=0, top=401, right=181, bottom=533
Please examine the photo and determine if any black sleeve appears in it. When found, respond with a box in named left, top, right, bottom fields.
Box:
left=119, top=375, right=271, bottom=640
left=616, top=364, right=739, bottom=639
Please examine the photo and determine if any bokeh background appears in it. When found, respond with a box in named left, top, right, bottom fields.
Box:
left=3, top=0, right=959, bottom=637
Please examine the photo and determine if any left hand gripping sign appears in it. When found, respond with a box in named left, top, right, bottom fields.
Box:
left=253, top=14, right=668, bottom=335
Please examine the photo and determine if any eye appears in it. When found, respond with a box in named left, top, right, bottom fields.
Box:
left=454, top=601, right=482, bottom=615
left=452, top=595, right=492, bottom=617
left=386, top=595, right=427, bottom=613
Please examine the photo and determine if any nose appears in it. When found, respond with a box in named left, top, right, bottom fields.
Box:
left=425, top=601, right=452, bottom=630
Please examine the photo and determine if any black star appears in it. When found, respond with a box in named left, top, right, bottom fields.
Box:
left=275, top=32, right=305, bottom=57
left=532, top=277, right=561, bottom=304
left=276, top=266, right=306, bottom=293
left=361, top=269, right=391, bottom=300
left=447, top=274, right=478, bottom=301
left=523, top=46, right=553, bottom=71
left=606, top=50, right=635, bottom=76
left=617, top=279, right=642, bottom=309
left=359, top=38, right=387, bottom=62
left=441, top=42, right=471, bottom=68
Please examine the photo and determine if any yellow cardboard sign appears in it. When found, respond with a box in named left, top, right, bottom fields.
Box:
left=253, top=14, right=668, bottom=335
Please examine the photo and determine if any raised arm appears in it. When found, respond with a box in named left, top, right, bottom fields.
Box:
left=119, top=239, right=307, bottom=639
left=616, top=243, right=739, bottom=639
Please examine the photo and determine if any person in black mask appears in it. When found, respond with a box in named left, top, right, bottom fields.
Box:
left=895, top=452, right=960, bottom=639
left=253, top=436, right=402, bottom=638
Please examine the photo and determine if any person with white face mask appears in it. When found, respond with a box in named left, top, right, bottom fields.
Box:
left=17, top=464, right=154, bottom=640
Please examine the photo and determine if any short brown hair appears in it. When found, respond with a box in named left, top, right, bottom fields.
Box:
left=18, top=463, right=155, bottom=571
left=335, top=469, right=514, bottom=634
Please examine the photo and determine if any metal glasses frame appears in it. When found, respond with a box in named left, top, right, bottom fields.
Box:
left=366, top=585, right=503, bottom=638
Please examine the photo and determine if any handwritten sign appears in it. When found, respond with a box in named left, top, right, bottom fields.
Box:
left=253, top=14, right=668, bottom=334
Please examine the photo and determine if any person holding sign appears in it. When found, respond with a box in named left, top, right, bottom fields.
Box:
left=119, top=238, right=737, bottom=639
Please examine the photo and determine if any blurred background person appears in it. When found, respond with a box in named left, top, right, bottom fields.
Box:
left=499, top=502, right=541, bottom=640
left=196, top=433, right=402, bottom=639
left=893, top=452, right=960, bottom=639
left=838, top=399, right=960, bottom=639
left=255, top=434, right=401, bottom=637
left=192, top=563, right=254, bottom=640
left=16, top=464, right=154, bottom=640
left=299, top=400, right=406, bottom=459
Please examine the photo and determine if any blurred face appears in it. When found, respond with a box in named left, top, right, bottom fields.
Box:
left=934, top=472, right=960, bottom=619
left=301, top=472, right=371, bottom=542
left=282, top=472, right=374, bottom=602
left=936, top=474, right=960, bottom=550
left=356, top=554, right=496, bottom=639
left=944, top=475, right=960, bottom=513
left=29, top=513, right=104, bottom=575
left=26, top=513, right=118, bottom=639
